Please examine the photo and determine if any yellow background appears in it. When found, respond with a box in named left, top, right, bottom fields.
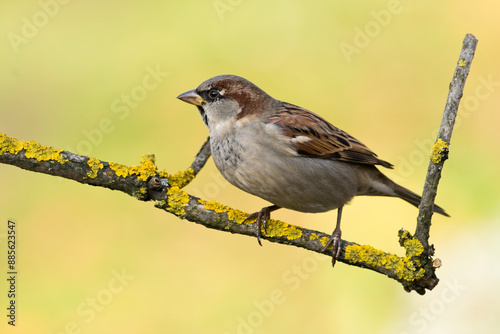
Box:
left=1, top=1, right=499, bottom=333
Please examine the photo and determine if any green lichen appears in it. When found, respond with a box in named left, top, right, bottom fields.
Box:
left=86, top=157, right=103, bottom=179
left=166, top=186, right=190, bottom=217
left=0, top=133, right=68, bottom=164
left=430, top=138, right=448, bottom=164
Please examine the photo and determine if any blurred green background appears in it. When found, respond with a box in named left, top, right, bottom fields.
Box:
left=1, top=0, right=499, bottom=333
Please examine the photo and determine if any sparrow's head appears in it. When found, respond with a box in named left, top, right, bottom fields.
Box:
left=177, top=75, right=277, bottom=128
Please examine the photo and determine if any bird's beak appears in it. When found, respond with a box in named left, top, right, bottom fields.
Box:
left=177, top=89, right=206, bottom=107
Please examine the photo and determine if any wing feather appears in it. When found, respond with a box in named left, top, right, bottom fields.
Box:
left=268, top=102, right=393, bottom=168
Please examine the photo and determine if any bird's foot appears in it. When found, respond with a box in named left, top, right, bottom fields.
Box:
left=321, top=227, right=342, bottom=267
left=244, top=209, right=270, bottom=246
left=244, top=205, right=280, bottom=246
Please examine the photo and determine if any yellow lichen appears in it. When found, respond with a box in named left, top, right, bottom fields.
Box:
left=0, top=134, right=67, bottom=164
left=160, top=168, right=195, bottom=188
left=384, top=254, right=403, bottom=270
left=364, top=248, right=387, bottom=267
left=458, top=59, right=467, bottom=67
left=344, top=245, right=386, bottom=267
left=134, top=187, right=148, bottom=200
left=399, top=230, right=410, bottom=240
left=129, top=154, right=157, bottom=181
left=155, top=199, right=167, bottom=207
left=109, top=154, right=157, bottom=181
left=264, top=219, right=302, bottom=241
left=430, top=138, right=448, bottom=164
left=310, top=233, right=319, bottom=240
left=319, top=236, right=330, bottom=248
left=200, top=200, right=248, bottom=224
left=86, top=157, right=103, bottom=179
left=200, top=199, right=302, bottom=241
left=166, top=186, right=190, bottom=217
left=404, top=238, right=424, bottom=257
left=109, top=162, right=129, bottom=178
left=394, top=259, right=425, bottom=281
left=158, top=169, right=168, bottom=178
left=345, top=243, right=426, bottom=282
left=345, top=245, right=363, bottom=263
left=0, top=134, right=25, bottom=155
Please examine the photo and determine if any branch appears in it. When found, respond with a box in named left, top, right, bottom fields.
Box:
left=0, top=133, right=436, bottom=290
left=416, top=34, right=478, bottom=244
left=0, top=34, right=477, bottom=295
left=410, top=33, right=478, bottom=292
left=188, top=136, right=211, bottom=174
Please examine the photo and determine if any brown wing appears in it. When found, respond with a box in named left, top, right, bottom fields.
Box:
left=268, top=102, right=393, bottom=168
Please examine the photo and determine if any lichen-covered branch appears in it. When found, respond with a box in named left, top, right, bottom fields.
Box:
left=410, top=34, right=478, bottom=293
left=0, top=34, right=477, bottom=295
left=0, top=132, right=439, bottom=291
left=416, top=34, right=478, bottom=244
left=0, top=134, right=154, bottom=199
left=189, top=136, right=211, bottom=174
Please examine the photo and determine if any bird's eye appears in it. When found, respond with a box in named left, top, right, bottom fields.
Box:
left=207, top=89, right=221, bottom=100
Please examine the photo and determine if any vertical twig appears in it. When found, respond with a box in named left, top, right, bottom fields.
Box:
left=415, top=34, right=478, bottom=250
left=189, top=136, right=211, bottom=175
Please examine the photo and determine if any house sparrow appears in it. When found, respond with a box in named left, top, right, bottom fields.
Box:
left=177, top=75, right=448, bottom=266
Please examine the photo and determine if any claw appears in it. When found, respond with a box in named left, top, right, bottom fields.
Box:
left=321, top=207, right=344, bottom=267
left=244, top=205, right=280, bottom=246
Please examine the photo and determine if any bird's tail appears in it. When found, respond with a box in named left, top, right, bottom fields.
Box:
left=368, top=169, right=449, bottom=217
left=392, top=182, right=449, bottom=216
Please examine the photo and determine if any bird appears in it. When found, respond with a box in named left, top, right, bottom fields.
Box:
left=177, top=75, right=448, bottom=266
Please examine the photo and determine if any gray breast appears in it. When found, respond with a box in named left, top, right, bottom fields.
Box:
left=210, top=137, right=243, bottom=172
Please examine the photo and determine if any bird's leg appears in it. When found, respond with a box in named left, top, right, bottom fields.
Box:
left=321, top=207, right=344, bottom=267
left=244, top=205, right=280, bottom=246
